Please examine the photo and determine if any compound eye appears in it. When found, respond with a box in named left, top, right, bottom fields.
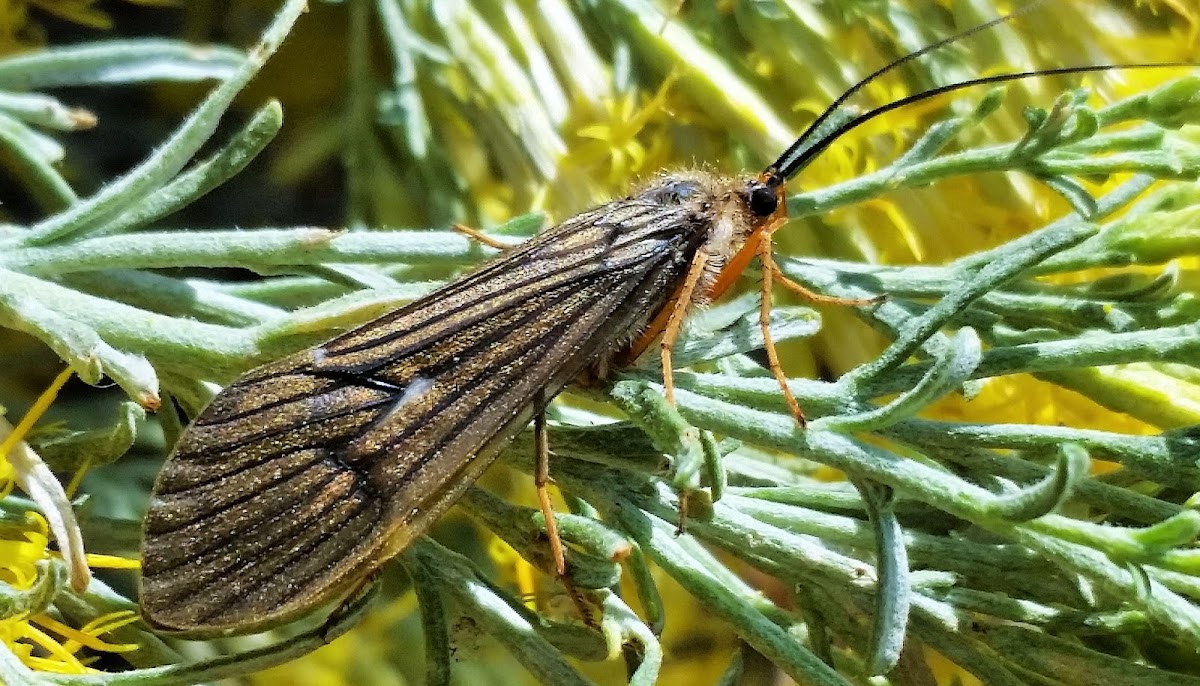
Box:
left=746, top=183, right=778, bottom=217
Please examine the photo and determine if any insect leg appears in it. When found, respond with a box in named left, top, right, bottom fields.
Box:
left=757, top=236, right=808, bottom=428
left=452, top=223, right=514, bottom=251
left=773, top=264, right=887, bottom=307
left=660, top=250, right=711, bottom=406
left=533, top=390, right=567, bottom=577
left=676, top=492, right=691, bottom=536
left=531, top=395, right=599, bottom=626
left=705, top=230, right=764, bottom=303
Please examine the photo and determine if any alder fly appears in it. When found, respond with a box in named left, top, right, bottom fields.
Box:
left=139, top=4, right=1194, bottom=635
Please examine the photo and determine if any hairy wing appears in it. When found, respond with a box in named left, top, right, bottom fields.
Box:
left=140, top=202, right=703, bottom=634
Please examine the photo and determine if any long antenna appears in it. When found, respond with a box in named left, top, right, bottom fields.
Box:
left=768, top=62, right=1197, bottom=184
left=761, top=1, right=1195, bottom=185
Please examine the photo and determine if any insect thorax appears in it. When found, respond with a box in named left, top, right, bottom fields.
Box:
left=633, top=170, right=762, bottom=298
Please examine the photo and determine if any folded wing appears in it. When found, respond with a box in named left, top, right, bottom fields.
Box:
left=141, top=202, right=703, bottom=634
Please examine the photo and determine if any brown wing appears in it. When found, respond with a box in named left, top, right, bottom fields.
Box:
left=140, top=201, right=706, bottom=634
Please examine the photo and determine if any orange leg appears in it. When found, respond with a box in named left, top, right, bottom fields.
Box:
left=774, top=268, right=886, bottom=306
left=744, top=217, right=884, bottom=307
left=626, top=251, right=709, bottom=537
left=660, top=250, right=710, bottom=406
left=706, top=229, right=766, bottom=303
left=531, top=395, right=598, bottom=627
left=625, top=287, right=680, bottom=363
left=452, top=223, right=512, bottom=251
left=758, top=237, right=808, bottom=428
left=532, top=395, right=566, bottom=577
left=676, top=492, right=690, bottom=536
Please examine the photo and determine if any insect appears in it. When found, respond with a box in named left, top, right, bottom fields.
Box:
left=139, top=4, right=1188, bottom=635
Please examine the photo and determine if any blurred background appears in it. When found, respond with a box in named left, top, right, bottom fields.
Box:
left=0, top=0, right=1197, bottom=684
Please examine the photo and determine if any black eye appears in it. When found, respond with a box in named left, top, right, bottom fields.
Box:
left=746, top=182, right=778, bottom=217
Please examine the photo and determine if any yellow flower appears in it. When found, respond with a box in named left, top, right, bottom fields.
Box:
left=563, top=74, right=680, bottom=191
left=0, top=512, right=48, bottom=590
left=0, top=371, right=141, bottom=675
left=0, top=610, right=139, bottom=674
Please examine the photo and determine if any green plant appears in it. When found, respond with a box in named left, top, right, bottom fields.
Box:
left=2, top=1, right=1200, bottom=684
